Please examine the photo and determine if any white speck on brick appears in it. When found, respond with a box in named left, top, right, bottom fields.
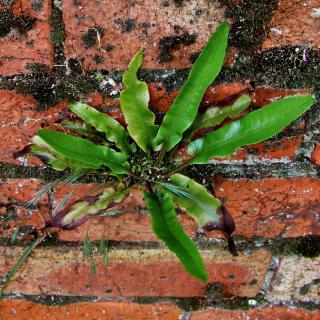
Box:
left=248, top=299, right=257, bottom=306
left=311, top=8, right=320, bottom=17
left=270, top=27, right=283, bottom=35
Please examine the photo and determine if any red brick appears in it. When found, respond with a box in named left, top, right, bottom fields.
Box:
left=0, top=179, right=50, bottom=239
left=1, top=0, right=51, bottom=20
left=223, top=46, right=238, bottom=67
left=87, top=83, right=250, bottom=113
left=62, top=0, right=227, bottom=70
left=0, top=300, right=181, bottom=320
left=0, top=179, right=195, bottom=242
left=0, top=90, right=68, bottom=165
left=214, top=177, right=320, bottom=239
left=311, top=144, right=320, bottom=165
left=253, top=87, right=312, bottom=107
left=210, top=136, right=302, bottom=164
left=262, top=0, right=320, bottom=51
left=0, top=247, right=271, bottom=297
left=191, top=306, right=320, bottom=320
left=0, top=0, right=53, bottom=75
left=4, top=176, right=320, bottom=242
left=176, top=136, right=303, bottom=165
left=1, top=85, right=310, bottom=166
left=0, top=84, right=248, bottom=165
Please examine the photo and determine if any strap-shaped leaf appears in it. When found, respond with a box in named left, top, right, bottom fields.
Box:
left=120, top=49, right=158, bottom=152
left=153, top=21, right=229, bottom=151
left=168, top=174, right=221, bottom=227
left=188, top=95, right=316, bottom=164
left=144, top=190, right=208, bottom=281
left=37, top=129, right=129, bottom=174
left=70, top=102, right=131, bottom=155
left=62, top=121, right=106, bottom=139
left=32, top=136, right=91, bottom=171
left=31, top=143, right=69, bottom=171
left=48, top=183, right=127, bottom=230
left=198, top=95, right=251, bottom=133
left=184, top=95, right=251, bottom=142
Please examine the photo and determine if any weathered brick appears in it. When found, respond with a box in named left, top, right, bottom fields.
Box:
left=0, top=247, right=271, bottom=297
left=0, top=0, right=53, bottom=75
left=311, top=144, right=320, bottom=165
left=0, top=90, right=68, bottom=165
left=214, top=177, right=320, bottom=239
left=253, top=87, right=312, bottom=107
left=209, top=136, right=302, bottom=164
left=62, top=0, right=226, bottom=70
left=267, top=255, right=320, bottom=303
left=262, top=0, right=320, bottom=50
left=0, top=180, right=195, bottom=242
left=4, top=177, right=320, bottom=243
left=0, top=0, right=51, bottom=20
left=0, top=90, right=37, bottom=164
left=5, top=175, right=320, bottom=242
left=0, top=85, right=310, bottom=166
left=0, top=300, right=181, bottom=320
left=85, top=83, right=250, bottom=113
left=0, top=179, right=50, bottom=239
left=191, top=306, right=320, bottom=320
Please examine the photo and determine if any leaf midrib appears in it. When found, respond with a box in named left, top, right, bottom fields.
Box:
left=159, top=197, right=204, bottom=277
left=195, top=99, right=311, bottom=157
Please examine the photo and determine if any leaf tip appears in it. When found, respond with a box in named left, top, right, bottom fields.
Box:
left=310, top=94, right=317, bottom=102
left=69, top=101, right=79, bottom=111
left=131, top=48, right=144, bottom=68
left=199, top=271, right=209, bottom=282
left=220, top=20, right=230, bottom=30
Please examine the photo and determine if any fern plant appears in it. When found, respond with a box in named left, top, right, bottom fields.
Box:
left=3, top=21, right=316, bottom=287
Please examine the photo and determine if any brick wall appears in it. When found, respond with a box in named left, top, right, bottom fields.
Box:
left=0, top=0, right=319, bottom=319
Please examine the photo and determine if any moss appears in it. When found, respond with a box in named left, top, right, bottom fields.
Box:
left=270, top=236, right=320, bottom=258
left=173, top=0, right=184, bottom=7
left=158, top=33, right=197, bottom=63
left=0, top=72, right=99, bottom=109
left=26, top=63, right=50, bottom=74
left=0, top=10, right=36, bottom=37
left=104, top=44, right=115, bottom=52
left=218, top=47, right=320, bottom=91
left=228, top=235, right=320, bottom=258
left=0, top=163, right=118, bottom=185
left=31, top=0, right=43, bottom=12
left=81, top=27, right=104, bottom=49
left=122, top=19, right=137, bottom=33
left=0, top=11, right=13, bottom=36
left=49, top=2, right=65, bottom=66
left=1, top=0, right=15, bottom=5
left=20, top=294, right=99, bottom=306
left=93, top=55, right=105, bottom=64
left=113, top=18, right=137, bottom=33
left=128, top=147, right=175, bottom=181
left=219, top=0, right=278, bottom=54
left=49, top=4, right=64, bottom=46
left=0, top=163, right=65, bottom=182
left=0, top=205, right=17, bottom=222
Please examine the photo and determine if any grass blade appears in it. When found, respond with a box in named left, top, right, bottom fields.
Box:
left=0, top=237, right=44, bottom=296
left=99, top=239, right=108, bottom=265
